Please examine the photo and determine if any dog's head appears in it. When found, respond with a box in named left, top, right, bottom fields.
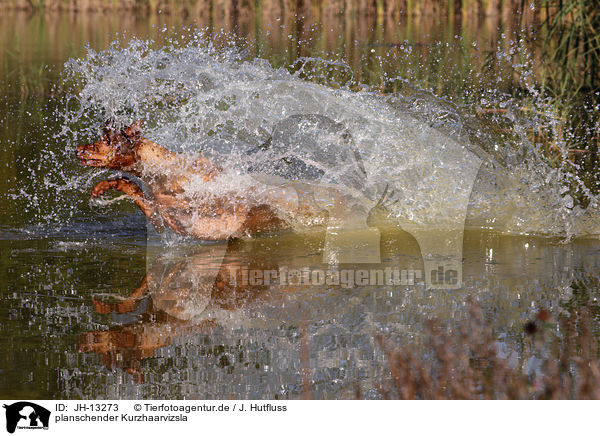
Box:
left=76, top=119, right=143, bottom=169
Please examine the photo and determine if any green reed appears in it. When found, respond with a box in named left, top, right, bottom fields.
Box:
left=531, top=0, right=600, bottom=204
left=542, top=0, right=600, bottom=97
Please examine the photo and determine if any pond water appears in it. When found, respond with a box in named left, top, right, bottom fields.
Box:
left=1, top=11, right=599, bottom=400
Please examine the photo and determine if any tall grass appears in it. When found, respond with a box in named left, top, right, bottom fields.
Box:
left=534, top=0, right=600, bottom=205
left=542, top=0, right=600, bottom=97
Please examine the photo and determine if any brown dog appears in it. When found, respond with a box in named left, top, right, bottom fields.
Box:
left=77, top=119, right=294, bottom=240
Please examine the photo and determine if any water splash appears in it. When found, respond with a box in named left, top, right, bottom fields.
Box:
left=36, top=30, right=600, bottom=240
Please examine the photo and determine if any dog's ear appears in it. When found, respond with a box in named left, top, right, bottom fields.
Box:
left=124, top=119, right=143, bottom=139
left=103, top=119, right=116, bottom=135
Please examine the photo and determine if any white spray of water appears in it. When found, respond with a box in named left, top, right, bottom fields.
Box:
left=49, top=32, right=600, bottom=240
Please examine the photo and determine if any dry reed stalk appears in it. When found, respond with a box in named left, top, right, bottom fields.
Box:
left=372, top=300, right=600, bottom=399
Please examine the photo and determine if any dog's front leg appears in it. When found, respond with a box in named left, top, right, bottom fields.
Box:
left=91, top=275, right=150, bottom=315
left=91, top=178, right=165, bottom=232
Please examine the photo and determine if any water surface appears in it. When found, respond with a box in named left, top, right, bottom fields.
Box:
left=1, top=11, right=599, bottom=400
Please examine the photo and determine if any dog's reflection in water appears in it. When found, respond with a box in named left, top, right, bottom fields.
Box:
left=78, top=239, right=283, bottom=383
left=78, top=230, right=423, bottom=382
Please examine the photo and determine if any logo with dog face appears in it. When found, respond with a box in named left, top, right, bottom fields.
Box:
left=2, top=402, right=50, bottom=434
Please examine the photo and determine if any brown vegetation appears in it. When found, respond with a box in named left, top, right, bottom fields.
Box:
left=370, top=301, right=600, bottom=399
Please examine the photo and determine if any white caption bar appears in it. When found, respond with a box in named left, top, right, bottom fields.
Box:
left=0, top=400, right=593, bottom=436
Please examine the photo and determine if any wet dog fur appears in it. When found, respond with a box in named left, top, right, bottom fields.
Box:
left=77, top=119, right=287, bottom=240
